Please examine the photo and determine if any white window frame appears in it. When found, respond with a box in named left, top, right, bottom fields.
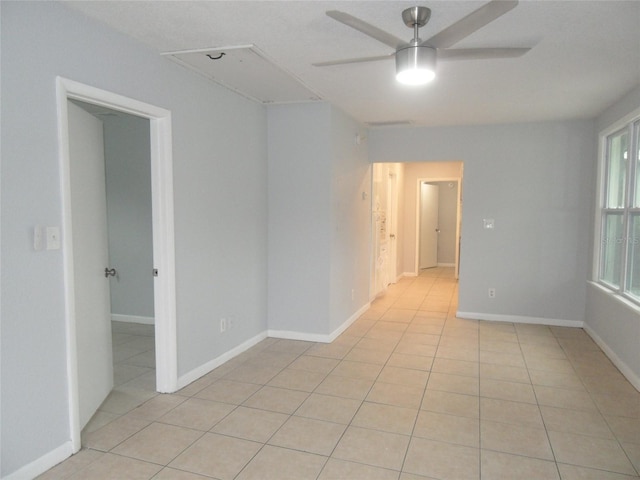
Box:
left=595, top=107, right=640, bottom=306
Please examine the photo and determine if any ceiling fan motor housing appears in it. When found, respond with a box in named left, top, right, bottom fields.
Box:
left=396, top=44, right=437, bottom=84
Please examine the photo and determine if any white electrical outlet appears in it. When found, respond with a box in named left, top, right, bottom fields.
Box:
left=220, top=318, right=227, bottom=333
left=46, top=226, right=61, bottom=250
left=488, top=288, right=496, bottom=298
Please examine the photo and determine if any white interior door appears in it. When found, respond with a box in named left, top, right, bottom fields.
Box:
left=68, top=101, right=114, bottom=429
left=387, top=170, right=398, bottom=284
left=419, top=183, right=439, bottom=269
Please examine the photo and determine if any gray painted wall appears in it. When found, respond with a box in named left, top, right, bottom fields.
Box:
left=103, top=113, right=155, bottom=320
left=1, top=2, right=267, bottom=475
left=267, top=103, right=370, bottom=336
left=267, top=103, right=332, bottom=334
left=369, top=120, right=596, bottom=323
left=329, top=108, right=371, bottom=333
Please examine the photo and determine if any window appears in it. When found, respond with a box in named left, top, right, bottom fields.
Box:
left=598, top=117, right=640, bottom=304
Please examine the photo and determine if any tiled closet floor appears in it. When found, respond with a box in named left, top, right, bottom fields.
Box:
left=39, top=268, right=640, bottom=479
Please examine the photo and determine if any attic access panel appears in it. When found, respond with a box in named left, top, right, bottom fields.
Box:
left=164, top=45, right=321, bottom=104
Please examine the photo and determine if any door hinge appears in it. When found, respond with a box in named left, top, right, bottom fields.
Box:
left=153, top=268, right=159, bottom=277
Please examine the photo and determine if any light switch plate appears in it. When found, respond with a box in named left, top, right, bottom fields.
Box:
left=483, top=218, right=495, bottom=229
left=34, top=226, right=44, bottom=251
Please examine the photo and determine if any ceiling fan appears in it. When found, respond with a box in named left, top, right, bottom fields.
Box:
left=314, top=0, right=531, bottom=85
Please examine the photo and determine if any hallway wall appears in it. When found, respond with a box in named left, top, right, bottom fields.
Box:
left=369, top=121, right=595, bottom=325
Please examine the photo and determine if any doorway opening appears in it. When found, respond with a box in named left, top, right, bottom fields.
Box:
left=417, top=179, right=462, bottom=278
left=57, top=78, right=177, bottom=453
left=370, top=161, right=463, bottom=301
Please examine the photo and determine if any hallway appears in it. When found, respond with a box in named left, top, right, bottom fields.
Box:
left=40, top=267, right=639, bottom=479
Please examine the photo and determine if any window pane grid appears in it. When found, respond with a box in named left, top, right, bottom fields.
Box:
left=604, top=129, right=628, bottom=208
left=598, top=120, right=640, bottom=306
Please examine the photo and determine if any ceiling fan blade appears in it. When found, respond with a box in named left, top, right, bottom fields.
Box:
left=313, top=54, right=394, bottom=67
left=438, top=47, right=530, bottom=61
left=326, top=10, right=405, bottom=49
left=425, top=0, right=519, bottom=49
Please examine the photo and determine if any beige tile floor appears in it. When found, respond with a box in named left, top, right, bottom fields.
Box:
left=39, top=267, right=640, bottom=479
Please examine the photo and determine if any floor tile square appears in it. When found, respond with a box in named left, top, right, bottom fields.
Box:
left=333, top=426, right=409, bottom=471
left=268, top=416, right=346, bottom=455
left=557, top=463, right=640, bottom=480
left=351, top=402, right=418, bottom=435
left=431, top=357, right=479, bottom=377
left=344, top=347, right=392, bottom=364
left=480, top=378, right=536, bottom=404
left=242, top=385, right=309, bottom=414
left=481, top=450, right=559, bottom=480
left=367, top=381, right=424, bottom=409
left=331, top=360, right=383, bottom=381
left=377, top=366, right=430, bottom=387
left=195, top=379, right=260, bottom=405
left=295, top=393, right=362, bottom=424
left=428, top=372, right=479, bottom=396
left=422, top=390, right=479, bottom=418
left=236, top=445, right=326, bottom=480
left=222, top=365, right=282, bottom=385
left=413, top=410, right=479, bottom=447
left=318, top=458, right=399, bottom=480
left=387, top=352, right=433, bottom=371
left=83, top=413, right=151, bottom=452
left=112, top=422, right=202, bottom=464
left=159, top=397, right=234, bottom=431
left=288, top=355, right=339, bottom=374
left=541, top=405, right=614, bottom=439
left=267, top=368, right=326, bottom=392
left=169, top=432, right=262, bottom=479
left=315, top=375, right=374, bottom=400
left=67, top=452, right=162, bottom=479
left=548, top=430, right=636, bottom=475
left=211, top=406, right=288, bottom=442
left=153, top=468, right=214, bottom=480
left=534, top=385, right=598, bottom=411
left=481, top=420, right=554, bottom=460
left=403, top=437, right=480, bottom=480
left=480, top=397, right=543, bottom=427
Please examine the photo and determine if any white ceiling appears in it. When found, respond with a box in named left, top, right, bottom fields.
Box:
left=64, top=0, right=640, bottom=127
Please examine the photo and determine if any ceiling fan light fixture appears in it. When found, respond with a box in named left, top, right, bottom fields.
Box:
left=395, top=44, right=436, bottom=85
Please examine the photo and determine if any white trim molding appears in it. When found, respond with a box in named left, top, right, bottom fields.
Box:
left=177, top=331, right=268, bottom=390
left=456, top=311, right=584, bottom=328
left=583, top=325, right=640, bottom=392
left=268, top=302, right=371, bottom=344
left=3, top=442, right=73, bottom=480
left=56, top=77, right=177, bottom=456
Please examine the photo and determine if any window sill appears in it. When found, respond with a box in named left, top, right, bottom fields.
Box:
left=588, top=281, right=640, bottom=316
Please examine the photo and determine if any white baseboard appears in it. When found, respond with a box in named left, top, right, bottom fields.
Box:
left=268, top=302, right=371, bottom=344
left=176, top=331, right=268, bottom=390
left=456, top=311, right=584, bottom=328
left=402, top=271, right=418, bottom=277
left=583, top=325, right=640, bottom=392
left=3, top=441, right=74, bottom=480
left=111, top=314, right=154, bottom=325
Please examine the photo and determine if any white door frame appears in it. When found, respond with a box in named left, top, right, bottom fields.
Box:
left=415, top=177, right=462, bottom=277
left=56, top=77, right=178, bottom=452
left=387, top=168, right=399, bottom=284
